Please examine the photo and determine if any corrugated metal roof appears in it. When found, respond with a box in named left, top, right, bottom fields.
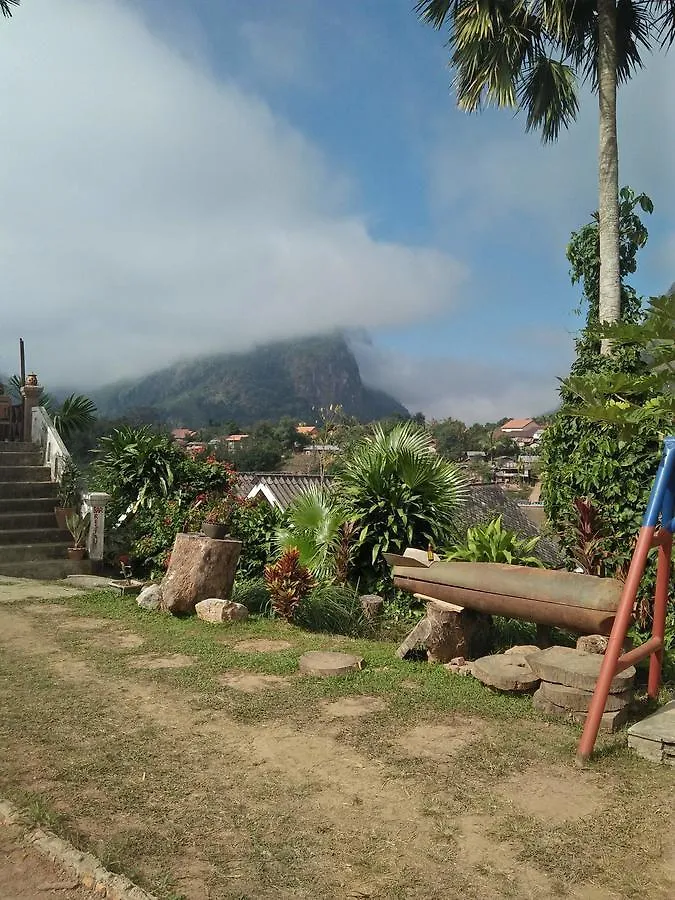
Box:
left=234, top=473, right=334, bottom=510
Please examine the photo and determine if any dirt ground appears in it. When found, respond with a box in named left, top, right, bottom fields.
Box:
left=0, top=578, right=673, bottom=900
left=0, top=825, right=93, bottom=899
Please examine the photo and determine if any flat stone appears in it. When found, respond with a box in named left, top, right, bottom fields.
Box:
left=527, top=645, right=634, bottom=694
left=65, top=574, right=116, bottom=590
left=539, top=680, right=631, bottom=712
left=472, top=653, right=539, bottom=692
left=137, top=584, right=162, bottom=611
left=627, top=701, right=675, bottom=766
left=298, top=650, right=364, bottom=677
left=504, top=644, right=541, bottom=658
left=533, top=689, right=629, bottom=733
left=196, top=598, right=248, bottom=624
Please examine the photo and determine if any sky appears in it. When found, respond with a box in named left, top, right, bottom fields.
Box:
left=1, top=0, right=673, bottom=422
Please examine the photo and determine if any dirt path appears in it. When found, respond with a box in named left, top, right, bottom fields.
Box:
left=0, top=583, right=673, bottom=900
left=0, top=825, right=92, bottom=899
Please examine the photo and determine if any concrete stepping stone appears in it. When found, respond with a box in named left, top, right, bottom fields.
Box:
left=539, top=680, right=631, bottom=712
left=298, top=651, right=364, bottom=676
left=533, top=688, right=629, bottom=733
left=628, top=700, right=675, bottom=765
left=527, top=645, right=635, bottom=694
left=472, top=653, right=539, bottom=692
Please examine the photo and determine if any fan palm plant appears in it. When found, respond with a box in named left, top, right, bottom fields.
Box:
left=274, top=486, right=355, bottom=583
left=335, top=421, right=468, bottom=590
left=1, top=1, right=19, bottom=18
left=416, top=0, right=675, bottom=348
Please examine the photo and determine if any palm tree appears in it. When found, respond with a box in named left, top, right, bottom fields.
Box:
left=1, top=1, right=19, bottom=18
left=416, top=1, right=675, bottom=351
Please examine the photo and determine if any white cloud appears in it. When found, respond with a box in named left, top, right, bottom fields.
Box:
left=0, top=0, right=466, bottom=386
left=238, top=18, right=312, bottom=87
left=352, top=335, right=573, bottom=423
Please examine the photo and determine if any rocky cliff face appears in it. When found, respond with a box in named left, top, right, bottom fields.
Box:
left=93, top=334, right=409, bottom=426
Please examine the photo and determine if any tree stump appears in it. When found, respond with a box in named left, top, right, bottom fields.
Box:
left=161, top=534, right=242, bottom=615
left=425, top=599, right=472, bottom=663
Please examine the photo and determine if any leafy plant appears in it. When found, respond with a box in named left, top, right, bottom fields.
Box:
left=231, top=578, right=272, bottom=616
left=56, top=458, right=81, bottom=508
left=294, top=584, right=371, bottom=637
left=65, top=511, right=91, bottom=549
left=264, top=548, right=315, bottom=620
left=274, top=487, right=355, bottom=583
left=570, top=498, right=609, bottom=577
left=203, top=494, right=235, bottom=526
left=335, top=421, right=468, bottom=592
left=51, top=394, right=97, bottom=442
left=446, top=516, right=544, bottom=567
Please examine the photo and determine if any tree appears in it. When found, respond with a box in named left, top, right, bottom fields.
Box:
left=1, top=1, right=19, bottom=19
left=416, top=1, right=674, bottom=346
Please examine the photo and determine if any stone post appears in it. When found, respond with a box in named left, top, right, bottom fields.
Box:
left=20, top=375, right=43, bottom=443
left=85, top=492, right=111, bottom=563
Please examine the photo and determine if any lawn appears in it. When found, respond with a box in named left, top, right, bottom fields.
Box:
left=0, top=579, right=673, bottom=900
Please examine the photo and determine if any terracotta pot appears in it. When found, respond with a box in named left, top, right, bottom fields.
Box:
left=55, top=507, right=75, bottom=530
left=202, top=522, right=229, bottom=540
left=67, top=547, right=86, bottom=561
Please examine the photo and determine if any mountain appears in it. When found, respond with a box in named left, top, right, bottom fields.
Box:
left=92, top=335, right=409, bottom=427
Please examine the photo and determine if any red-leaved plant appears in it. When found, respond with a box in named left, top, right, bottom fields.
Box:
left=571, top=498, right=607, bottom=577
left=264, top=548, right=315, bottom=620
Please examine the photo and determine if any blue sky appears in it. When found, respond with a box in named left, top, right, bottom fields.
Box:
left=1, top=0, right=673, bottom=421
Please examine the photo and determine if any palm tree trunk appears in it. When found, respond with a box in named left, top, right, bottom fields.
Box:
left=597, top=0, right=621, bottom=354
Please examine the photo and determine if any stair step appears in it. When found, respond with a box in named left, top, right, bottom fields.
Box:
left=0, top=466, right=51, bottom=483
left=0, top=511, right=58, bottom=530
left=0, top=442, right=38, bottom=453
left=0, top=543, right=70, bottom=563
left=0, top=451, right=43, bottom=466
left=0, top=528, right=71, bottom=546
left=0, top=481, right=58, bottom=499
left=0, top=558, right=95, bottom=579
left=0, top=496, right=58, bottom=514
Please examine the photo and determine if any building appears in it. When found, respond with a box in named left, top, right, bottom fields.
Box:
left=224, top=434, right=249, bottom=452
left=304, top=444, right=340, bottom=455
left=296, top=424, right=318, bottom=440
left=171, top=427, right=196, bottom=445
left=495, top=418, right=546, bottom=448
left=235, top=473, right=333, bottom=510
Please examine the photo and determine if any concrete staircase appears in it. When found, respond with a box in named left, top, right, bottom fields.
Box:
left=0, top=441, right=74, bottom=578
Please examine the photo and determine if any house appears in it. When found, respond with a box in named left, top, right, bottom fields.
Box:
left=225, top=434, right=249, bottom=452
left=185, top=442, right=207, bottom=455
left=296, top=424, right=318, bottom=440
left=466, top=450, right=486, bottom=462
left=235, top=473, right=333, bottom=510
left=495, top=418, right=545, bottom=448
left=304, top=444, right=340, bottom=455
left=171, top=427, right=196, bottom=444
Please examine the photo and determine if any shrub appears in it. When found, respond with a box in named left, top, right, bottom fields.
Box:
left=232, top=577, right=272, bottom=616
left=446, top=516, right=544, bottom=567
left=264, top=548, right=315, bottom=620
left=335, top=421, right=468, bottom=593
left=294, top=584, right=371, bottom=636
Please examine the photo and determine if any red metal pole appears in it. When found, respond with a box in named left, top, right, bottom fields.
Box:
left=648, top=531, right=672, bottom=699
left=576, top=527, right=653, bottom=764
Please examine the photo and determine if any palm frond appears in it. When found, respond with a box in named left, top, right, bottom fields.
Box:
left=52, top=394, right=97, bottom=441
left=648, top=0, right=675, bottom=47
left=519, top=54, right=579, bottom=141
left=1, top=1, right=19, bottom=19
left=415, top=0, right=458, bottom=29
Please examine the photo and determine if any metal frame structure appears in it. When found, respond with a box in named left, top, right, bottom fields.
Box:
left=578, top=436, right=675, bottom=763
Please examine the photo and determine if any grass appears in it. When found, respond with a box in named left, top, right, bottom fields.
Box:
left=0, top=587, right=674, bottom=900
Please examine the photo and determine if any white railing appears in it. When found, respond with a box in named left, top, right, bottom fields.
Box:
left=31, top=406, right=110, bottom=562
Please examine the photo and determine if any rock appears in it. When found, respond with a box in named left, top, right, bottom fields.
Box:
left=195, top=598, right=249, bottom=624
left=627, top=700, right=675, bottom=766
left=161, top=533, right=242, bottom=615
left=504, top=645, right=541, bottom=658
left=539, top=680, right=631, bottom=712
left=360, top=594, right=384, bottom=620
left=533, top=689, right=629, bottom=733
left=450, top=656, right=466, bottom=666
left=137, top=584, right=162, bottom=611
left=298, top=651, right=364, bottom=677
left=527, top=645, right=635, bottom=694
left=576, top=634, right=609, bottom=655
left=472, top=653, right=540, bottom=692
left=444, top=661, right=474, bottom=677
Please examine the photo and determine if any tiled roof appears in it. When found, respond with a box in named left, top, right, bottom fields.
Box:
left=501, top=418, right=534, bottom=431
left=234, top=473, right=334, bottom=510
left=296, top=425, right=318, bottom=435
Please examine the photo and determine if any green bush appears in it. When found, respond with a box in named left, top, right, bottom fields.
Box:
left=446, top=516, right=544, bottom=567
left=294, top=584, right=372, bottom=637
left=232, top=577, right=272, bottom=616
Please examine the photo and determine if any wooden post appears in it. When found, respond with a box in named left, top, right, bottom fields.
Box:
left=19, top=338, right=26, bottom=387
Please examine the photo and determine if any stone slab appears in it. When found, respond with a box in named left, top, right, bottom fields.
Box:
left=64, top=574, right=117, bottom=590
left=299, top=651, right=364, bottom=677
left=504, top=644, right=541, bottom=658
left=627, top=701, right=675, bottom=765
left=527, top=645, right=634, bottom=694
left=539, top=680, right=631, bottom=712
left=533, top=689, right=629, bottom=733
left=472, top=653, right=539, bottom=692
left=195, top=598, right=248, bottom=624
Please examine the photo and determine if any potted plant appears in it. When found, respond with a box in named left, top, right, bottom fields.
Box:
left=202, top=495, right=233, bottom=540
left=65, top=511, right=91, bottom=560
left=55, top=459, right=80, bottom=530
